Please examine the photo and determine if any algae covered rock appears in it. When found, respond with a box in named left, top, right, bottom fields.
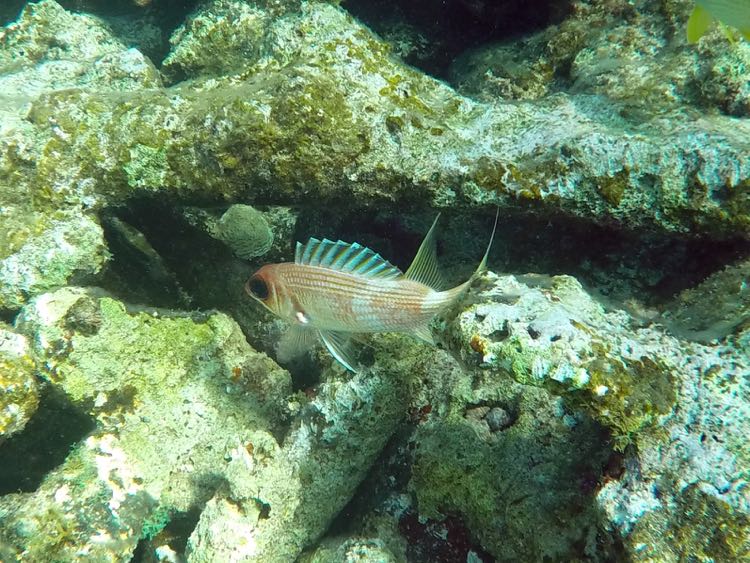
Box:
left=0, top=0, right=161, bottom=97
left=409, top=386, right=609, bottom=560
left=187, top=334, right=429, bottom=562
left=299, top=537, right=399, bottom=563
left=0, top=0, right=159, bottom=312
left=0, top=326, right=38, bottom=443
left=660, top=256, right=750, bottom=342
left=444, top=272, right=750, bottom=560
left=451, top=0, right=750, bottom=117
left=162, top=0, right=271, bottom=79
left=1, top=0, right=746, bottom=247
left=445, top=273, right=677, bottom=449
left=0, top=212, right=108, bottom=311
left=1, top=287, right=292, bottom=561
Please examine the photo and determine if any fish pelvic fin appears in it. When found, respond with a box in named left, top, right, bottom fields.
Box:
left=319, top=330, right=358, bottom=372
left=277, top=324, right=317, bottom=363
left=687, top=5, right=712, bottom=43
left=404, top=214, right=445, bottom=290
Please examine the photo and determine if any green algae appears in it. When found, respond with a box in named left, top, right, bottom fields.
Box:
left=411, top=421, right=501, bottom=527
left=0, top=352, right=38, bottom=440
left=140, top=505, right=172, bottom=540
left=53, top=296, right=215, bottom=403
left=124, top=144, right=170, bottom=190
left=575, top=354, right=675, bottom=450
left=630, top=483, right=750, bottom=560
left=409, top=382, right=610, bottom=561
left=596, top=170, right=629, bottom=206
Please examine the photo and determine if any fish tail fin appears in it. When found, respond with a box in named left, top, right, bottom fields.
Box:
left=475, top=207, right=499, bottom=279
left=433, top=208, right=500, bottom=307
left=406, top=209, right=499, bottom=346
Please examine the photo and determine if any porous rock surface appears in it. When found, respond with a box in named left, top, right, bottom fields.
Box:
left=0, top=0, right=748, bottom=561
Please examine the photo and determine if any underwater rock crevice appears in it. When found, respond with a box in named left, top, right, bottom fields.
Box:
left=0, top=386, right=96, bottom=495
left=341, top=0, right=572, bottom=79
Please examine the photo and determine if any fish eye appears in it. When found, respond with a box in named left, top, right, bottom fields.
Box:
left=247, top=276, right=269, bottom=299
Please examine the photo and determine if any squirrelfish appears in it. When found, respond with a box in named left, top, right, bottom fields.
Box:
left=687, top=0, right=750, bottom=43
left=245, top=212, right=498, bottom=371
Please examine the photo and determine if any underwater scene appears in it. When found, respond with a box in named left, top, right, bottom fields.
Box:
left=0, top=0, right=749, bottom=561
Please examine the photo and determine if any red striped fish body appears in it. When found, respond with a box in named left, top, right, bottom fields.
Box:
left=245, top=213, right=496, bottom=371
left=254, top=263, right=459, bottom=334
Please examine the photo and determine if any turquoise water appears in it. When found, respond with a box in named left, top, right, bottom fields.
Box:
left=0, top=0, right=748, bottom=561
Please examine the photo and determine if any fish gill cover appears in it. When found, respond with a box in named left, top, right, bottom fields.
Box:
left=0, top=0, right=748, bottom=561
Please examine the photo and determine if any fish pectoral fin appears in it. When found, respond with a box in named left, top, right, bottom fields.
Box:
left=411, top=324, right=435, bottom=345
left=277, top=324, right=317, bottom=363
left=404, top=214, right=445, bottom=290
left=319, top=330, right=358, bottom=372
left=686, top=5, right=712, bottom=43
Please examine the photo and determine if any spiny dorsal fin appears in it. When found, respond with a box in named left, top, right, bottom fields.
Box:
left=295, top=238, right=402, bottom=279
left=404, top=214, right=445, bottom=290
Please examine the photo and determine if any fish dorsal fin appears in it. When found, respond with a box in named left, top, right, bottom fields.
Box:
left=295, top=238, right=402, bottom=279
left=404, top=214, right=445, bottom=290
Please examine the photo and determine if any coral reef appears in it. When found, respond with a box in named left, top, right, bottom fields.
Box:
left=0, top=325, right=38, bottom=443
left=444, top=273, right=750, bottom=558
left=0, top=287, right=292, bottom=560
left=211, top=204, right=275, bottom=260
left=0, top=0, right=748, bottom=561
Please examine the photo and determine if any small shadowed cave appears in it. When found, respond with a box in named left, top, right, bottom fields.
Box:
left=0, top=389, right=95, bottom=495
left=341, top=0, right=572, bottom=78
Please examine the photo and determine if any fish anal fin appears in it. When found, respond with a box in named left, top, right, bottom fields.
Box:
left=296, top=238, right=402, bottom=280
left=319, top=330, right=358, bottom=372
left=277, top=324, right=317, bottom=363
left=411, top=324, right=434, bottom=345
left=404, top=214, right=445, bottom=290
left=687, top=6, right=712, bottom=44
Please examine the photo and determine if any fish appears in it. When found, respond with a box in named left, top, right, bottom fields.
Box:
left=245, top=211, right=498, bottom=372
left=686, top=0, right=750, bottom=43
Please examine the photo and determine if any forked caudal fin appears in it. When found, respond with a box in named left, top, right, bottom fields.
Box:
left=441, top=207, right=498, bottom=297
left=477, top=207, right=500, bottom=278
left=404, top=214, right=445, bottom=290
left=407, top=208, right=500, bottom=346
left=403, top=208, right=499, bottom=289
